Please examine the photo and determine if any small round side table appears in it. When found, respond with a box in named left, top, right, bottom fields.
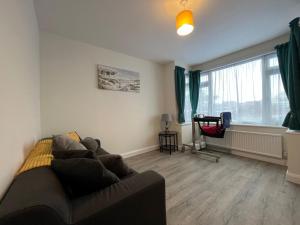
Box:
left=159, top=131, right=178, bottom=155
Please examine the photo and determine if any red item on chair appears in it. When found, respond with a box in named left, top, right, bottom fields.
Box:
left=200, top=125, right=226, bottom=138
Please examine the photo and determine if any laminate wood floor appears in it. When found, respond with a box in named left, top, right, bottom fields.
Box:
left=125, top=150, right=300, bottom=225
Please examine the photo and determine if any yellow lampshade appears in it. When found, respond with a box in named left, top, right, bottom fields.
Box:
left=176, top=10, right=194, bottom=36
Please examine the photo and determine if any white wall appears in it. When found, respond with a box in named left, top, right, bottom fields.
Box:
left=40, top=32, right=165, bottom=155
left=0, top=0, right=41, bottom=198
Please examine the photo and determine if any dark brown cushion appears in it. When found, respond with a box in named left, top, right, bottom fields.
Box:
left=53, top=150, right=94, bottom=159
left=80, top=137, right=98, bottom=151
left=97, top=154, right=131, bottom=178
left=80, top=137, right=109, bottom=156
left=96, top=147, right=110, bottom=155
left=51, top=158, right=120, bottom=197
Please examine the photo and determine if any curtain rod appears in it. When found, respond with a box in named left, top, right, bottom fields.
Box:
left=198, top=50, right=276, bottom=74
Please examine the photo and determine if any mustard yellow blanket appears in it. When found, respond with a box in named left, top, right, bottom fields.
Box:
left=17, top=131, right=81, bottom=175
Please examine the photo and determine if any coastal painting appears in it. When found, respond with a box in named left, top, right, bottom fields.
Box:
left=97, top=64, right=140, bottom=93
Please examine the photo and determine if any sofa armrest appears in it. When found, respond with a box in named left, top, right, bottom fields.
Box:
left=72, top=170, right=166, bottom=225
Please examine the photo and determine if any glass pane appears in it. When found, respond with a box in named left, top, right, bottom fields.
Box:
left=201, top=74, right=208, bottom=83
left=269, top=57, right=279, bottom=68
left=198, top=73, right=209, bottom=115
left=185, top=75, right=189, bottom=85
left=211, top=59, right=263, bottom=124
left=270, top=74, right=289, bottom=125
left=184, top=75, right=191, bottom=121
left=198, top=86, right=209, bottom=115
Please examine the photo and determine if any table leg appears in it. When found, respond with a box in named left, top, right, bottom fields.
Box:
left=173, top=135, right=175, bottom=152
left=159, top=135, right=162, bottom=152
left=169, top=136, right=171, bottom=155
left=176, top=133, right=178, bottom=151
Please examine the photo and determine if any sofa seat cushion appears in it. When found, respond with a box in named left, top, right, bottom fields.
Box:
left=71, top=171, right=166, bottom=225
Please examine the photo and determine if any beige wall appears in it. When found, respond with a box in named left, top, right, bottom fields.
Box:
left=286, top=131, right=300, bottom=184
left=163, top=62, right=177, bottom=118
left=0, top=0, right=41, bottom=198
left=40, top=32, right=166, bottom=155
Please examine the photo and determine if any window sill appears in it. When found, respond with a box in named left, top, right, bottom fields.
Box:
left=175, top=122, right=192, bottom=127
left=230, top=123, right=287, bottom=130
left=176, top=122, right=287, bottom=130
left=286, top=129, right=300, bottom=134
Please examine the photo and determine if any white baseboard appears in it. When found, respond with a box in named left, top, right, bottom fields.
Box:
left=207, top=144, right=287, bottom=166
left=231, top=149, right=287, bottom=166
left=286, top=170, right=300, bottom=185
left=121, top=145, right=159, bottom=159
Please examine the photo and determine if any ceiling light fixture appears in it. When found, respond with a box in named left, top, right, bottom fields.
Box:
left=176, top=0, right=194, bottom=36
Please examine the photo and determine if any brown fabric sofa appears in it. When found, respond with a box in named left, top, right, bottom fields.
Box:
left=0, top=150, right=166, bottom=225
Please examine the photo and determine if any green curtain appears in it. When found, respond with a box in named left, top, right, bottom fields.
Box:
left=275, top=17, right=300, bottom=130
left=276, top=43, right=290, bottom=127
left=175, top=66, right=186, bottom=123
left=287, top=18, right=300, bottom=130
left=189, top=70, right=201, bottom=119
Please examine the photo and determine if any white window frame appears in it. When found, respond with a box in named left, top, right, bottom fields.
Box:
left=187, top=52, right=288, bottom=126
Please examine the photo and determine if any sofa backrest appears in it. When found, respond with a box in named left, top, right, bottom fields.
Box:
left=0, top=167, right=71, bottom=224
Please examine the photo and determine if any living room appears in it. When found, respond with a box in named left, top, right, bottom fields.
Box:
left=1, top=0, right=300, bottom=225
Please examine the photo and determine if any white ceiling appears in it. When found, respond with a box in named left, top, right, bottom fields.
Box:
left=34, top=0, right=300, bottom=65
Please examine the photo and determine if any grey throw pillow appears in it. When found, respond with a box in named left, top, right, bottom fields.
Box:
left=81, top=137, right=109, bottom=155
left=53, top=134, right=87, bottom=151
left=81, top=137, right=99, bottom=151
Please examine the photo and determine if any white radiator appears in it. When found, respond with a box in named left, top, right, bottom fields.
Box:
left=206, top=130, right=283, bottom=159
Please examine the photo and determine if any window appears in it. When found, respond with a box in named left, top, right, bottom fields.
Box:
left=184, top=72, right=191, bottom=121
left=186, top=53, right=289, bottom=126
